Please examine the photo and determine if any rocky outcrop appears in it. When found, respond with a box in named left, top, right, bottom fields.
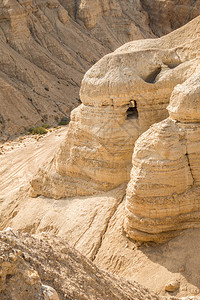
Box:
left=1, top=0, right=199, bottom=139
left=0, top=244, right=42, bottom=299
left=0, top=230, right=159, bottom=300
left=141, top=0, right=200, bottom=36
left=30, top=16, right=200, bottom=199
left=0, top=229, right=58, bottom=300
left=0, top=0, right=153, bottom=140
left=78, top=0, right=122, bottom=29
left=77, top=0, right=151, bottom=41
left=30, top=102, right=138, bottom=198
left=124, top=70, right=200, bottom=243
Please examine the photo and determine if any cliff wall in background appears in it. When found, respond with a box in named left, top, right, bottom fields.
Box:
left=0, top=0, right=199, bottom=139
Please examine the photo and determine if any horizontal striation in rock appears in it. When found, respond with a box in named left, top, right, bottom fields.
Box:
left=30, top=104, right=138, bottom=198
left=30, top=17, right=200, bottom=199
left=0, top=0, right=153, bottom=139
left=124, top=71, right=200, bottom=242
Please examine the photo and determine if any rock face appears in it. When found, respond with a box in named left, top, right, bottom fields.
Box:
left=0, top=232, right=43, bottom=300
left=30, top=103, right=139, bottom=198
left=124, top=70, right=200, bottom=243
left=0, top=0, right=153, bottom=140
left=0, top=0, right=199, bottom=139
left=0, top=230, right=159, bottom=300
left=77, top=0, right=150, bottom=41
left=141, top=0, right=200, bottom=36
left=30, top=16, right=200, bottom=199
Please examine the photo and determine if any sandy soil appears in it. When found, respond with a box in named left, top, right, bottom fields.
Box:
left=0, top=127, right=67, bottom=198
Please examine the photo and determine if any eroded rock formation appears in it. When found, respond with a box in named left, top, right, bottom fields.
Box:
left=0, top=0, right=199, bottom=139
left=124, top=70, right=200, bottom=243
left=77, top=0, right=151, bottom=41
left=0, top=230, right=159, bottom=300
left=0, top=229, right=59, bottom=300
left=30, top=16, right=200, bottom=199
left=141, top=0, right=200, bottom=36
left=0, top=0, right=153, bottom=139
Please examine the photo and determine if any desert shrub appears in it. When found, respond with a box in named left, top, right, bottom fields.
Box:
left=42, top=124, right=50, bottom=129
left=58, top=117, right=70, bottom=126
left=27, top=126, right=48, bottom=135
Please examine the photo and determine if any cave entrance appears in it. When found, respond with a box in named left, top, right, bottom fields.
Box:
left=126, top=100, right=138, bottom=119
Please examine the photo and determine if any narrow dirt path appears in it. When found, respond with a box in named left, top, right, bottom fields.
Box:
left=0, top=127, right=67, bottom=197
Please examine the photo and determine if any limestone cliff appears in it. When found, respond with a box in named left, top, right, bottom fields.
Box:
left=124, top=70, right=200, bottom=243
left=30, top=16, right=200, bottom=199
left=0, top=0, right=152, bottom=139
left=1, top=0, right=199, bottom=139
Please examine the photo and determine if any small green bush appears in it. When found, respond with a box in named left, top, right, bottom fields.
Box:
left=58, top=117, right=70, bottom=126
left=27, top=126, right=48, bottom=135
left=42, top=124, right=50, bottom=129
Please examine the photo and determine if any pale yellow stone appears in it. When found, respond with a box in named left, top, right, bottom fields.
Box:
left=0, top=0, right=153, bottom=139
left=124, top=71, right=200, bottom=243
left=30, top=16, right=200, bottom=199
left=165, top=279, right=180, bottom=292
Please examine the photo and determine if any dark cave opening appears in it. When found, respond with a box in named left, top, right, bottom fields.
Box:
left=126, top=100, right=138, bottom=119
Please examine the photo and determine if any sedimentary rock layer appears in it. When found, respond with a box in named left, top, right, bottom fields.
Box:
left=124, top=71, right=200, bottom=243
left=30, top=103, right=138, bottom=198
left=0, top=0, right=153, bottom=139
left=141, top=0, right=200, bottom=36
left=30, top=16, right=200, bottom=199
left=0, top=0, right=199, bottom=139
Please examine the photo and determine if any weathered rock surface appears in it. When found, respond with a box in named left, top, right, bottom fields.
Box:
left=0, top=0, right=153, bottom=140
left=30, top=103, right=138, bottom=198
left=141, top=0, right=200, bottom=36
left=2, top=189, right=200, bottom=298
left=1, top=103, right=200, bottom=297
left=30, top=16, right=200, bottom=199
left=0, top=230, right=159, bottom=300
left=0, top=232, right=43, bottom=299
left=93, top=201, right=200, bottom=297
left=77, top=0, right=151, bottom=41
left=124, top=70, right=200, bottom=243
left=165, top=279, right=180, bottom=292
left=1, top=184, right=126, bottom=261
left=1, top=9, right=200, bottom=300
left=1, top=0, right=199, bottom=139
